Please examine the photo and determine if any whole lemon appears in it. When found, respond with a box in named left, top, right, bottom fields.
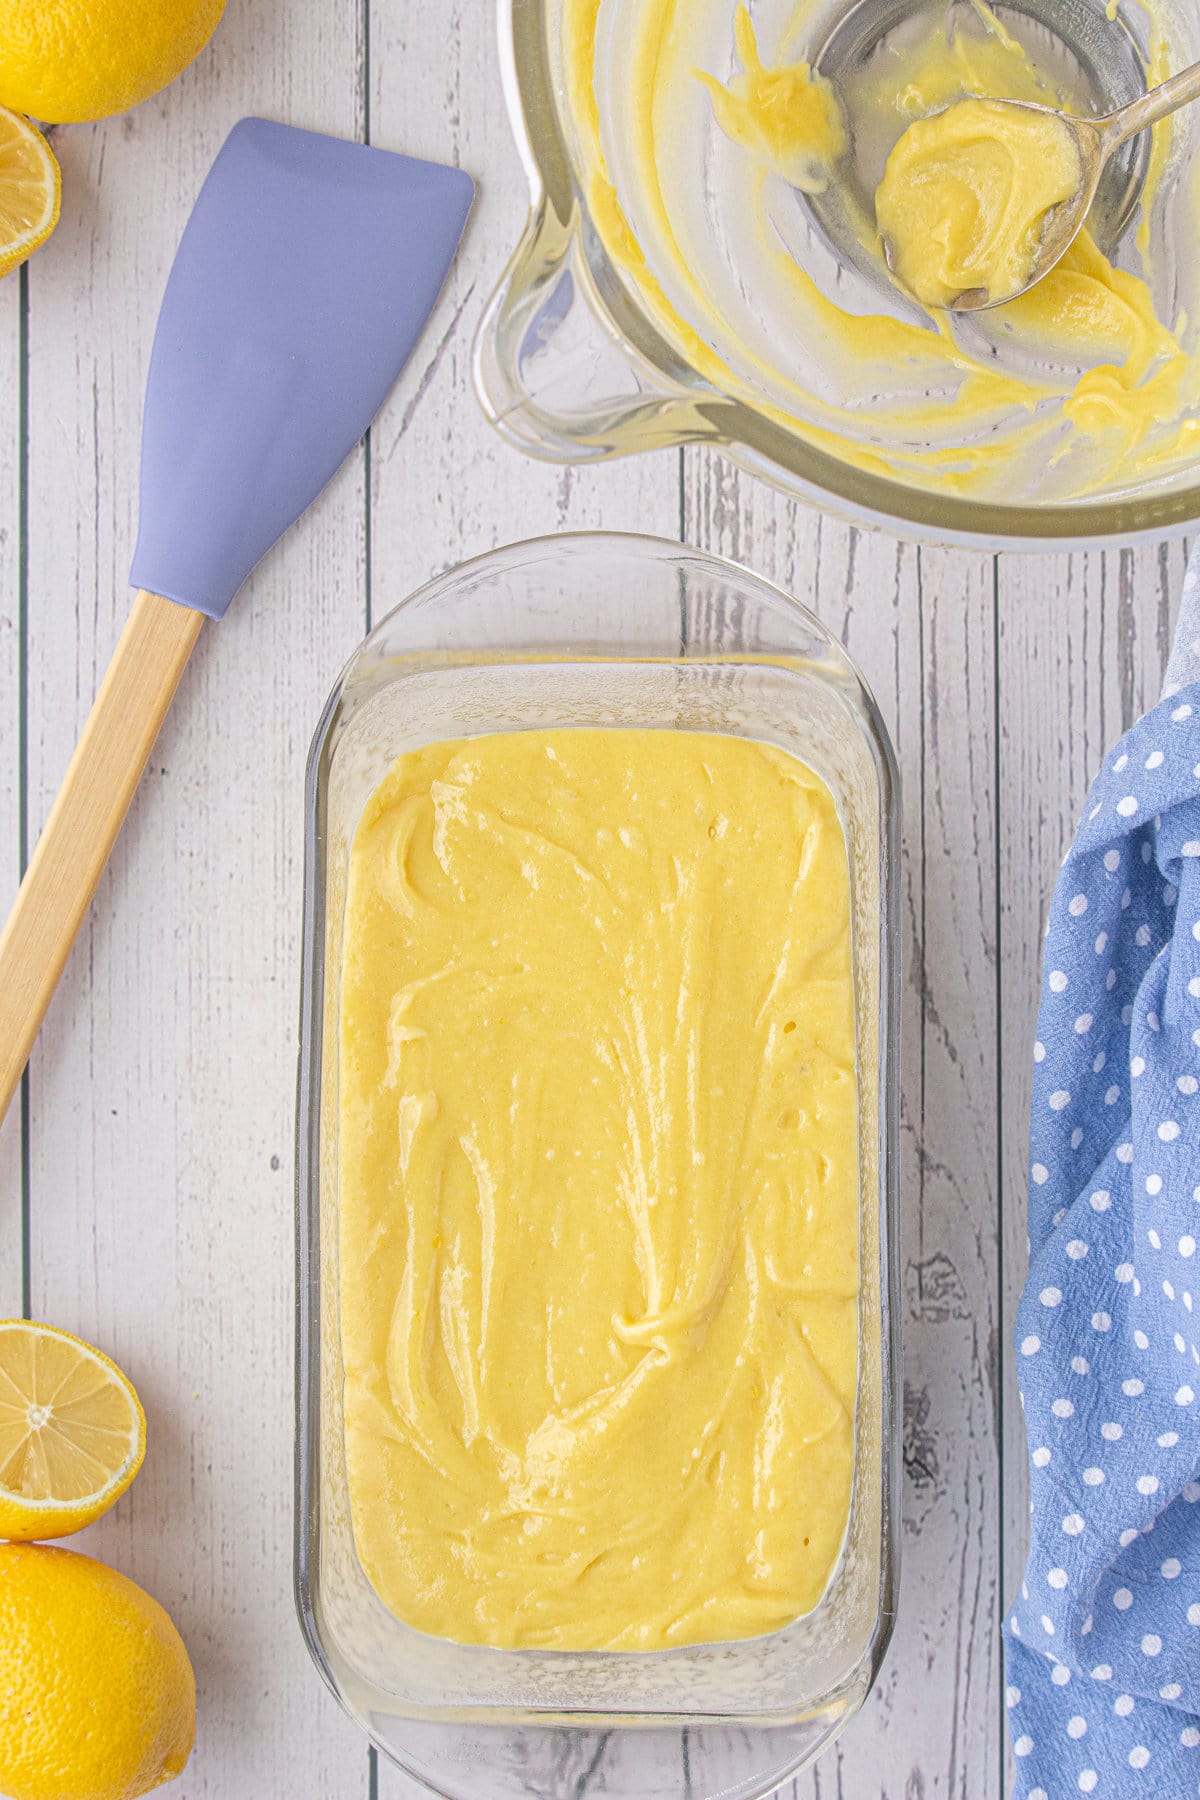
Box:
left=0, top=1543, right=195, bottom=1800
left=0, top=0, right=226, bottom=125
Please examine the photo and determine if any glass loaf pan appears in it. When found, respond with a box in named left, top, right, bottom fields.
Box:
left=295, top=532, right=901, bottom=1800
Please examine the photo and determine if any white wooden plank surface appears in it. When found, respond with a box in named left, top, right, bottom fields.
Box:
left=0, top=269, right=21, bottom=1319
left=0, top=0, right=1191, bottom=1792
left=15, top=0, right=373, bottom=1793
left=365, top=0, right=682, bottom=618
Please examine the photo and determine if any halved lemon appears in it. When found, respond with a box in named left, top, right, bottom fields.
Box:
left=0, top=1320, right=146, bottom=1541
left=0, top=107, right=60, bottom=281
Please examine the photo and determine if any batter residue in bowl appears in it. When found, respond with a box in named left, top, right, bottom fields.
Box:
left=695, top=3, right=847, bottom=193
left=338, top=729, right=859, bottom=1651
left=562, top=0, right=1200, bottom=500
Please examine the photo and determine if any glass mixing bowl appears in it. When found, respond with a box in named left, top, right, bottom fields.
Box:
left=474, top=0, right=1200, bottom=546
left=295, top=533, right=900, bottom=1799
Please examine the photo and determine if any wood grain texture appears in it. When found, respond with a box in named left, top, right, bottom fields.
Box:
left=683, top=454, right=1004, bottom=1800
left=0, top=270, right=21, bottom=1318
left=17, top=1, right=373, bottom=1793
left=365, top=0, right=682, bottom=626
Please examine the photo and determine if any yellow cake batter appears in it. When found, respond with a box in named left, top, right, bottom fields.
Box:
left=560, top=0, right=1200, bottom=499
left=875, top=96, right=1084, bottom=308
left=338, top=728, right=860, bottom=1651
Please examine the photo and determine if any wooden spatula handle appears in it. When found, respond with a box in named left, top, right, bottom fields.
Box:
left=0, top=589, right=205, bottom=1125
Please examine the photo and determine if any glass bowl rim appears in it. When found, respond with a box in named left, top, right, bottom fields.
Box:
left=492, top=0, right=1200, bottom=548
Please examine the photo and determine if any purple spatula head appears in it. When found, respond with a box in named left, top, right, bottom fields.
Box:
left=130, top=118, right=473, bottom=619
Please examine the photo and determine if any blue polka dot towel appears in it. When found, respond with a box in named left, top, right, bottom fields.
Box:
left=1006, top=551, right=1200, bottom=1798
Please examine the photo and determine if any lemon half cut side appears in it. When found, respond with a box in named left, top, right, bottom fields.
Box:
left=0, top=108, right=60, bottom=280
left=0, top=1319, right=146, bottom=1541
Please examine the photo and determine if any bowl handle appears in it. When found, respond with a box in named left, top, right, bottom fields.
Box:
left=472, top=198, right=720, bottom=462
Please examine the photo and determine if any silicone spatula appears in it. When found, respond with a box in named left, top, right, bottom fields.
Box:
left=0, top=117, right=473, bottom=1122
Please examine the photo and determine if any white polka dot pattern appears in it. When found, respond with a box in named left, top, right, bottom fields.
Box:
left=1006, top=600, right=1200, bottom=1800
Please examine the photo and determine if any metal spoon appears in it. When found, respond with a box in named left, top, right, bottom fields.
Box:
left=939, top=56, right=1200, bottom=311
